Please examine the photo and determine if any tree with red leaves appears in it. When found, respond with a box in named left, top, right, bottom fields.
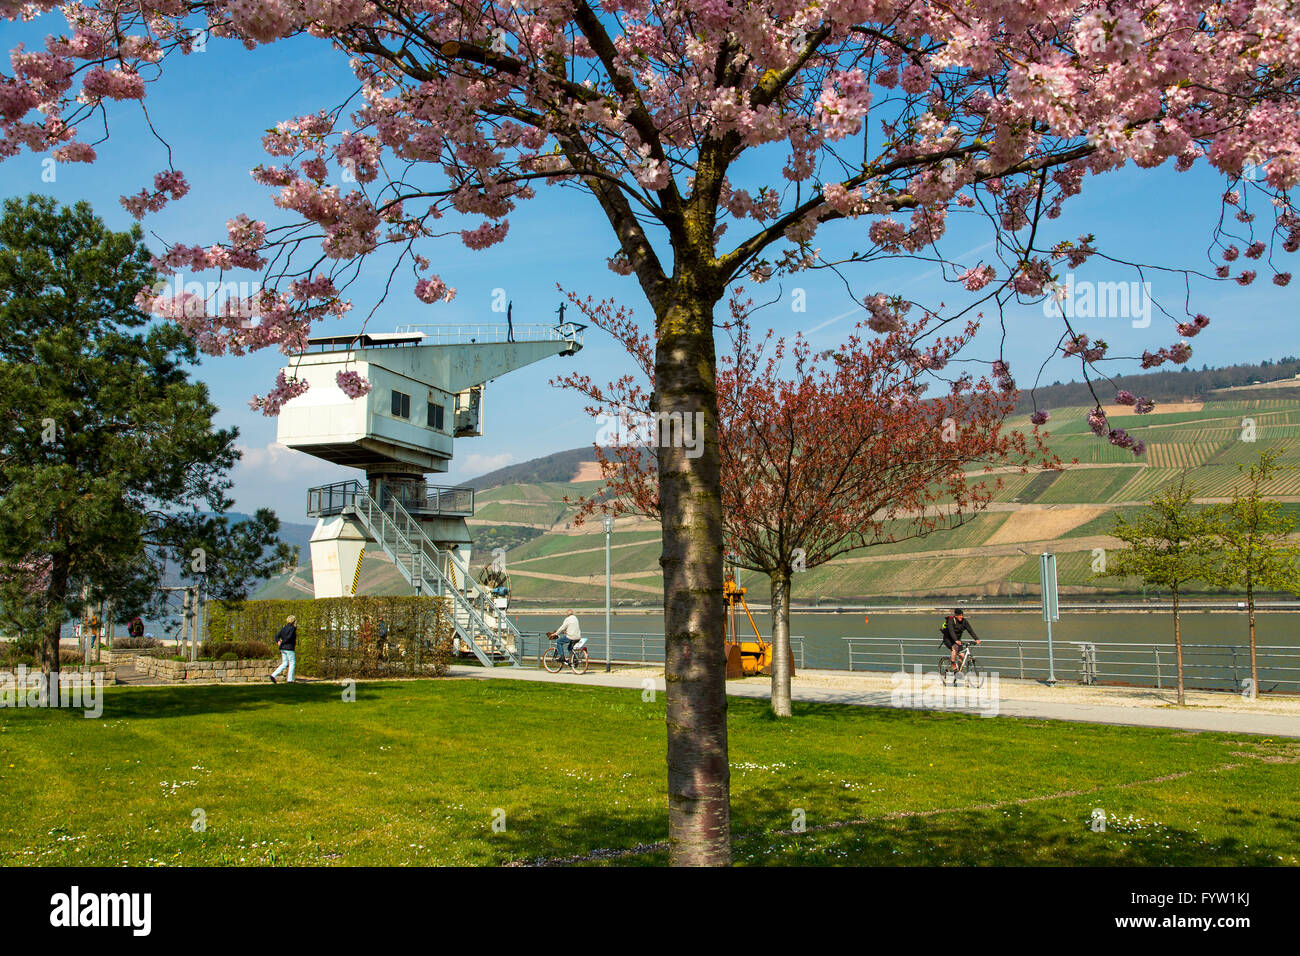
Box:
left=561, top=293, right=1051, bottom=715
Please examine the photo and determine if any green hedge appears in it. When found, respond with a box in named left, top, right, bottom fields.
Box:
left=206, top=596, right=454, bottom=679
left=197, top=640, right=277, bottom=661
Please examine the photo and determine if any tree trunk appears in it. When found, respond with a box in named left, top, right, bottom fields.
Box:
left=769, top=570, right=793, bottom=718
left=656, top=289, right=731, bottom=866
left=40, top=554, right=71, bottom=708
left=1172, top=587, right=1185, bottom=706
left=1247, top=582, right=1258, bottom=697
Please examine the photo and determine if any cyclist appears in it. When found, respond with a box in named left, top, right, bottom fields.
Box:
left=940, top=608, right=980, bottom=673
left=550, top=610, right=582, bottom=664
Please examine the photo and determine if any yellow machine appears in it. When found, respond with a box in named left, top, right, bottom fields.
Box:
left=723, top=568, right=793, bottom=679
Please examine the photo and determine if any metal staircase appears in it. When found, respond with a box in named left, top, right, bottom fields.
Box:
left=307, top=479, right=522, bottom=667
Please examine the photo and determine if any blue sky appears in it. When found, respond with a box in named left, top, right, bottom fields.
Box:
left=2, top=21, right=1297, bottom=525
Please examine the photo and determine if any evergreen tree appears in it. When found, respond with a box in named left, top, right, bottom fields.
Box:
left=0, top=196, right=290, bottom=689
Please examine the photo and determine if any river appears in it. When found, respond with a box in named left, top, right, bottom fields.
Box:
left=512, top=608, right=1300, bottom=676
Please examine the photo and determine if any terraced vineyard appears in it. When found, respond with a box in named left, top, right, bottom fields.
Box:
left=255, top=396, right=1300, bottom=606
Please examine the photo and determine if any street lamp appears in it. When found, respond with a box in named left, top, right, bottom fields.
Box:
left=1040, top=551, right=1060, bottom=687
left=603, top=514, right=614, bottom=672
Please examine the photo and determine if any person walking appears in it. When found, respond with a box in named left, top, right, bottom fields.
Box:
left=269, top=616, right=298, bottom=684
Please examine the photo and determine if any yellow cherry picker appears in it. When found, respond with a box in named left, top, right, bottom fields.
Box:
left=723, top=564, right=794, bottom=679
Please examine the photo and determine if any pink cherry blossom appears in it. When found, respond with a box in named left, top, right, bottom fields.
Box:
left=414, top=276, right=455, bottom=303
left=959, top=264, right=996, bottom=291
left=249, top=371, right=309, bottom=416
left=336, top=369, right=372, bottom=398
left=0, top=0, right=1296, bottom=421
left=81, top=66, right=144, bottom=100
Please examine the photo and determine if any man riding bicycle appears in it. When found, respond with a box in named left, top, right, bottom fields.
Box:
left=940, top=608, right=980, bottom=671
left=550, top=610, right=582, bottom=663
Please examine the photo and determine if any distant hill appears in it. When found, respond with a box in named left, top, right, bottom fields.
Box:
left=272, top=518, right=316, bottom=557
left=214, top=512, right=315, bottom=560
left=257, top=357, right=1300, bottom=607
left=148, top=513, right=313, bottom=592
left=1017, top=357, right=1300, bottom=412
left=465, top=446, right=597, bottom=490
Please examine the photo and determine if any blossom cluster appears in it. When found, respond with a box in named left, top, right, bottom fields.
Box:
left=3, top=0, right=1298, bottom=415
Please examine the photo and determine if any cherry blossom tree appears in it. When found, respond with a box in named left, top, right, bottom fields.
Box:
left=4, top=0, right=1300, bottom=864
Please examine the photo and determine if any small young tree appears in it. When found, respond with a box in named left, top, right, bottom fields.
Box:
left=0, top=555, right=57, bottom=658
left=1101, top=475, right=1218, bottom=705
left=1209, top=448, right=1300, bottom=697
left=562, top=295, right=1051, bottom=716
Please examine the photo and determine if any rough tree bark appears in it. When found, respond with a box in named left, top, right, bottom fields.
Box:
left=40, top=552, right=69, bottom=707
left=769, top=569, right=793, bottom=718
left=656, top=283, right=731, bottom=866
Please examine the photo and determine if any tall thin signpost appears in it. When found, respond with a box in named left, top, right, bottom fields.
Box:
left=191, top=584, right=203, bottom=663
left=603, top=514, right=614, bottom=672
left=180, top=588, right=191, bottom=655
left=1040, top=552, right=1060, bottom=686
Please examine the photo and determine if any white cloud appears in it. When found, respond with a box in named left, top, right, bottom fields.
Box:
left=457, top=452, right=515, bottom=480
left=231, top=441, right=353, bottom=522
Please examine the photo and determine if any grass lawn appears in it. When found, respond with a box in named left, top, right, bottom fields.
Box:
left=1, top=678, right=1298, bottom=866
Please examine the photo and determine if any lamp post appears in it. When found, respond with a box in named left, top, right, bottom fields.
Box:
left=603, top=514, right=614, bottom=672
left=1040, top=551, right=1060, bottom=687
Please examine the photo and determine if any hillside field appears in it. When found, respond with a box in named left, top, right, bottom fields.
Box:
left=256, top=396, right=1300, bottom=606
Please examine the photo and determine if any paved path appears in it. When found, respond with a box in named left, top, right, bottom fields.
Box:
left=447, top=665, right=1300, bottom=738
left=111, top=664, right=168, bottom=686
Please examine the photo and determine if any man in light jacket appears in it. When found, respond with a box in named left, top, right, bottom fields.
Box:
left=553, top=610, right=581, bottom=663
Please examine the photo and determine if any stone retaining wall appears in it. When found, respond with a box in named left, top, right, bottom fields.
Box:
left=132, top=657, right=276, bottom=683
left=0, top=664, right=116, bottom=686
left=100, top=646, right=171, bottom=666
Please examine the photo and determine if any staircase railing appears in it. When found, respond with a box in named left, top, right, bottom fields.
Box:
left=309, top=479, right=520, bottom=666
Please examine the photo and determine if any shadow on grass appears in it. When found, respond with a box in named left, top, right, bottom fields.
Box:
left=726, top=801, right=1296, bottom=866
left=96, top=681, right=348, bottom=720
left=524, top=797, right=1297, bottom=867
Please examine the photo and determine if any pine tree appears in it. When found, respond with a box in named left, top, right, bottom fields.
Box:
left=0, top=196, right=291, bottom=692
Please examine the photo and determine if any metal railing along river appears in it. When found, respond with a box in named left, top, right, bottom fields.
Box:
left=844, top=636, right=1300, bottom=694
left=494, top=629, right=1298, bottom=694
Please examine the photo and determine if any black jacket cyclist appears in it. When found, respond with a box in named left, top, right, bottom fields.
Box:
left=940, top=609, right=979, bottom=670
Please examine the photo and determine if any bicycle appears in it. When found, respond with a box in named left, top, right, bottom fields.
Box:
left=938, top=639, right=984, bottom=688
left=542, top=633, right=590, bottom=675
